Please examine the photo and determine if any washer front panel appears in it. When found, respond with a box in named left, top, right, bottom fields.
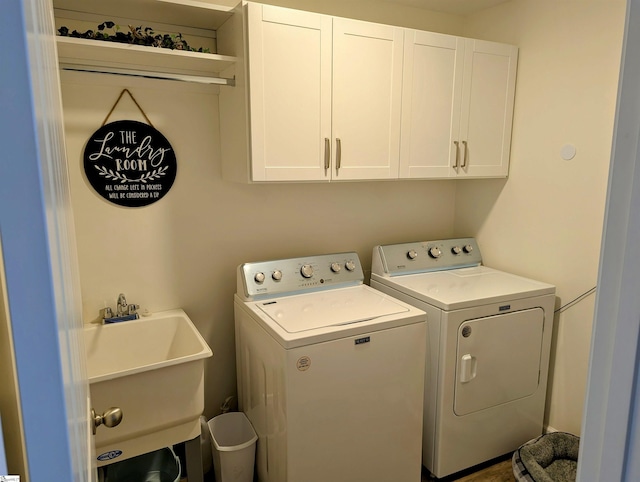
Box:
left=375, top=238, right=481, bottom=275
left=238, top=252, right=363, bottom=300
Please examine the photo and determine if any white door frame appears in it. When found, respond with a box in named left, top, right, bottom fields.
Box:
left=579, top=0, right=640, bottom=480
left=0, top=0, right=91, bottom=480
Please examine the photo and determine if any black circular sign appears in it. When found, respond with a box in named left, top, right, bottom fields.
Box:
left=83, top=120, right=177, bottom=207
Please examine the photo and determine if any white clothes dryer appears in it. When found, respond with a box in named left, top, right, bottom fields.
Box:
left=371, top=238, right=555, bottom=479
left=234, top=252, right=427, bottom=482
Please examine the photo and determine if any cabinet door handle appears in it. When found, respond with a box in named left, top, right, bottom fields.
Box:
left=336, top=138, right=342, bottom=173
left=453, top=140, right=460, bottom=169
left=324, top=138, right=331, bottom=174
left=461, top=140, right=468, bottom=169
left=91, top=407, right=123, bottom=435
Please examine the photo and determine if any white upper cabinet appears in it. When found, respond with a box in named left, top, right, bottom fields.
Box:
left=400, top=31, right=518, bottom=179
left=245, top=5, right=332, bottom=181
left=227, top=2, right=403, bottom=182
left=331, top=18, right=403, bottom=181
left=220, top=2, right=518, bottom=183
left=400, top=31, right=464, bottom=178
left=460, top=39, right=518, bottom=178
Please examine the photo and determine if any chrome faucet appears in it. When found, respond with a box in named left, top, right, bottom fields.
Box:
left=117, top=293, right=128, bottom=316
left=101, top=293, right=140, bottom=323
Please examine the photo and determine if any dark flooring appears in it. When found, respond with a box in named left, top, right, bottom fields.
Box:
left=422, top=455, right=515, bottom=482
left=197, top=453, right=514, bottom=482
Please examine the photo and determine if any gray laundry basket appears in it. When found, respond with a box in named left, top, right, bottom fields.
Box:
left=512, top=432, right=580, bottom=482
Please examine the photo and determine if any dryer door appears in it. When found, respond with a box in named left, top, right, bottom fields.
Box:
left=454, top=308, right=544, bottom=416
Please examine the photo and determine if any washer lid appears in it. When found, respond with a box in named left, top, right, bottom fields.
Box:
left=238, top=284, right=426, bottom=349
left=257, top=285, right=409, bottom=333
left=375, top=266, right=555, bottom=310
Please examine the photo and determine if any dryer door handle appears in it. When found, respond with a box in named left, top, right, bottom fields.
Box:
left=460, top=354, right=477, bottom=383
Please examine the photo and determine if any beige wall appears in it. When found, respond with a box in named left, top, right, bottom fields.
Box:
left=456, top=0, right=626, bottom=433
left=61, top=61, right=456, bottom=418
left=216, top=0, right=466, bottom=34
left=61, top=0, right=626, bottom=435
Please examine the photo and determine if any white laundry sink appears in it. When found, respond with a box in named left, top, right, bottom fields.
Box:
left=84, top=309, right=213, bottom=466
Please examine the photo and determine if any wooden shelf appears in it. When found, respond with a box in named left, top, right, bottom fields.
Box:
left=57, top=36, right=236, bottom=84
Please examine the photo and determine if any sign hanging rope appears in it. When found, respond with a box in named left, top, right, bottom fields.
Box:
left=101, top=88, right=154, bottom=127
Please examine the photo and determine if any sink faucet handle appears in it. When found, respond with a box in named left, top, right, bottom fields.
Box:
left=128, top=304, right=140, bottom=316
left=101, top=307, right=113, bottom=319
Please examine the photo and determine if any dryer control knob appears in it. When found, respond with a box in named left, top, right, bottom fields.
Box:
left=272, top=270, right=282, bottom=281
left=407, top=250, right=418, bottom=260
left=452, top=246, right=462, bottom=255
left=254, top=272, right=265, bottom=283
left=300, top=264, right=314, bottom=278
left=463, top=244, right=474, bottom=253
left=330, top=262, right=342, bottom=273
left=429, top=246, right=442, bottom=258
left=345, top=260, right=356, bottom=271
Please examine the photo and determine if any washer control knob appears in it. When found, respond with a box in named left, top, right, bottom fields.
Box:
left=463, top=244, right=474, bottom=253
left=300, top=264, right=314, bottom=278
left=330, top=262, right=342, bottom=273
left=254, top=272, right=266, bottom=284
left=272, top=270, right=282, bottom=281
left=452, top=246, right=462, bottom=255
left=429, top=246, right=442, bottom=258
left=345, top=260, right=356, bottom=271
left=407, top=250, right=418, bottom=260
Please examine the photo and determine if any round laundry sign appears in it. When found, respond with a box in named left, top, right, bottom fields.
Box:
left=83, top=120, right=177, bottom=207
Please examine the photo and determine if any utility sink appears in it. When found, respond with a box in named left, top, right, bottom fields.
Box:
left=84, top=309, right=213, bottom=466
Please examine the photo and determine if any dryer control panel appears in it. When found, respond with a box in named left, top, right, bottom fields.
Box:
left=372, top=238, right=482, bottom=276
left=237, top=252, right=364, bottom=300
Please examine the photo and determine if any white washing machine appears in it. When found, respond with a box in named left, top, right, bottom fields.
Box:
left=370, top=238, right=555, bottom=479
left=234, top=252, right=427, bottom=482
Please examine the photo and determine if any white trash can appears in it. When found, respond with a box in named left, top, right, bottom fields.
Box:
left=208, top=412, right=257, bottom=482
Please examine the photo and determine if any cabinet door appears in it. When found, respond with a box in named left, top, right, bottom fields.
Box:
left=400, top=30, right=464, bottom=178
left=332, top=18, right=404, bottom=180
left=247, top=4, right=332, bottom=181
left=458, top=39, right=518, bottom=178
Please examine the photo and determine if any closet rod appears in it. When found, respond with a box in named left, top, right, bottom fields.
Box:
left=60, top=64, right=236, bottom=86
